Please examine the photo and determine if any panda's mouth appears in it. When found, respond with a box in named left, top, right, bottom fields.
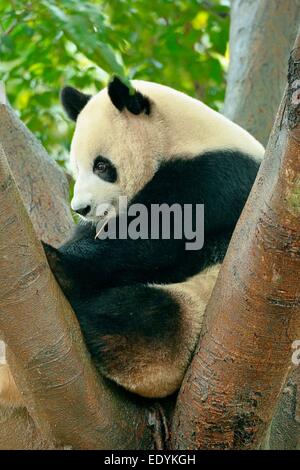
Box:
left=80, top=200, right=117, bottom=224
left=94, top=202, right=118, bottom=238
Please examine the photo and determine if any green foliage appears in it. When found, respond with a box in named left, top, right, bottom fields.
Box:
left=0, top=0, right=230, bottom=163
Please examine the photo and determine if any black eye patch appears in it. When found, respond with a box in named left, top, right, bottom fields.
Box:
left=93, top=156, right=117, bottom=183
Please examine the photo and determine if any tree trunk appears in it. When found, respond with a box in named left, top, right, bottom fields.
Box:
left=0, top=90, right=73, bottom=449
left=171, top=32, right=300, bottom=450
left=223, top=0, right=300, bottom=146
left=223, top=4, right=300, bottom=449
left=0, top=117, right=153, bottom=450
left=1, top=8, right=300, bottom=450
left=266, top=370, right=300, bottom=450
left=0, top=88, right=74, bottom=448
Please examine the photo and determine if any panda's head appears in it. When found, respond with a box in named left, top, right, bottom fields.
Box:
left=61, top=77, right=169, bottom=222
left=61, top=77, right=264, bottom=223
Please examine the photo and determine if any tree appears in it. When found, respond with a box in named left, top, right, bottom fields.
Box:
left=224, top=0, right=300, bottom=450
left=0, top=2, right=299, bottom=450
left=223, top=0, right=300, bottom=146
left=171, top=29, right=300, bottom=450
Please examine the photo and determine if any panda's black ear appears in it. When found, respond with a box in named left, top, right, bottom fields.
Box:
left=61, top=86, right=92, bottom=121
left=108, top=76, right=150, bottom=115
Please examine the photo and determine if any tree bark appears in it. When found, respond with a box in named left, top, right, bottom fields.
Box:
left=0, top=403, right=51, bottom=450
left=1, top=7, right=300, bottom=450
left=266, top=370, right=300, bottom=450
left=0, top=92, right=73, bottom=449
left=0, top=142, right=154, bottom=450
left=223, top=5, right=300, bottom=449
left=171, top=32, right=300, bottom=450
left=223, top=0, right=300, bottom=147
left=0, top=99, right=73, bottom=248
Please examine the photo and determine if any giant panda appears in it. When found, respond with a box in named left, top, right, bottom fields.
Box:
left=0, top=77, right=264, bottom=405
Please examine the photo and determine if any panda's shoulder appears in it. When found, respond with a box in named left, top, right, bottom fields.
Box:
left=136, top=149, right=260, bottom=203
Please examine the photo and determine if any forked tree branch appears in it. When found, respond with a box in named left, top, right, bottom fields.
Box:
left=1, top=19, right=300, bottom=449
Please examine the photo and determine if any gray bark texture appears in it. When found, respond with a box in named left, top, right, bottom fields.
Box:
left=223, top=0, right=300, bottom=146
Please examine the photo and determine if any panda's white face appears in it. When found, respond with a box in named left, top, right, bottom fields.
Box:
left=63, top=78, right=264, bottom=222
left=69, top=84, right=166, bottom=222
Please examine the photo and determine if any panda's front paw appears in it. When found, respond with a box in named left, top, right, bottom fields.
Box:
left=42, top=241, right=61, bottom=270
left=42, top=241, right=74, bottom=296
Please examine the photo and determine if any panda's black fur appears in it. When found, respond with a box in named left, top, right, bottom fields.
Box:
left=45, top=149, right=259, bottom=292
left=44, top=148, right=259, bottom=397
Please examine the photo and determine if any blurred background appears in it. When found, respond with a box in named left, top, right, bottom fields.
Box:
left=0, top=0, right=230, bottom=165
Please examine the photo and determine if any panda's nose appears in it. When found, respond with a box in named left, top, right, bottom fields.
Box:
left=74, top=205, right=91, bottom=216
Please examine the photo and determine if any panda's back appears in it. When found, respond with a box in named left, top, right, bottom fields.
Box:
left=132, top=80, right=265, bottom=160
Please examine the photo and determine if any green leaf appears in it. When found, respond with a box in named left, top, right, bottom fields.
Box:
left=0, top=0, right=230, bottom=164
left=40, top=0, right=131, bottom=87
